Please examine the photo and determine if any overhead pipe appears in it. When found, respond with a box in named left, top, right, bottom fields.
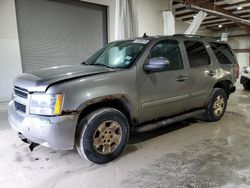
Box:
left=186, top=4, right=250, bottom=26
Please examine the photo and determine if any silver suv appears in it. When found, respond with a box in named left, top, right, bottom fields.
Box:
left=8, top=34, right=238, bottom=164
left=240, top=66, right=250, bottom=90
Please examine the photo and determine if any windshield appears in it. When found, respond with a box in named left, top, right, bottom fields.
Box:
left=85, top=40, right=145, bottom=68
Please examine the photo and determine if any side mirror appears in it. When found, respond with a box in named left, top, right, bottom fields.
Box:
left=144, top=57, right=170, bottom=73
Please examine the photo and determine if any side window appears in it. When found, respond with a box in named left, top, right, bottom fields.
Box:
left=150, top=40, right=183, bottom=70
left=184, top=41, right=210, bottom=67
left=209, top=42, right=237, bottom=64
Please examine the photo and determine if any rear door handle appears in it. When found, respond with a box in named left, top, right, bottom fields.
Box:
left=206, top=70, right=216, bottom=76
left=176, top=75, right=188, bottom=82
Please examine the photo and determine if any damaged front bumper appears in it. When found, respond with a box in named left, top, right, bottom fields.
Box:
left=8, top=100, right=78, bottom=150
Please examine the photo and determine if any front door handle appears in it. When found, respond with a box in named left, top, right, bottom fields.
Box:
left=176, top=75, right=188, bottom=82
left=206, top=70, right=216, bottom=76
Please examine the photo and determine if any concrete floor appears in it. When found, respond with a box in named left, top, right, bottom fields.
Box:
left=0, top=84, right=250, bottom=188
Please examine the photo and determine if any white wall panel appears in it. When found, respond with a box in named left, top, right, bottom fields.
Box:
left=229, top=36, right=250, bottom=68
left=0, top=0, right=22, bottom=102
left=135, top=0, right=212, bottom=37
left=135, top=0, right=169, bottom=36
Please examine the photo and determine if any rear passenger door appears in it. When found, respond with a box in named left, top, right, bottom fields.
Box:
left=183, top=40, right=217, bottom=110
left=209, top=42, right=238, bottom=82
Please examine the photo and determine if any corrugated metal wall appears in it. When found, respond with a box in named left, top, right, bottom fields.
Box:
left=16, top=0, right=107, bottom=72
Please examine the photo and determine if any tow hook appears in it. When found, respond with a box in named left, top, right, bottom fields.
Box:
left=17, top=132, right=39, bottom=151
left=29, top=142, right=39, bottom=151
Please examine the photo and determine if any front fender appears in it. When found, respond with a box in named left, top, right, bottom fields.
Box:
left=46, top=69, right=138, bottom=122
left=76, top=94, right=138, bottom=122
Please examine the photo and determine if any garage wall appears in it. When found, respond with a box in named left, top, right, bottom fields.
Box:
left=16, top=0, right=108, bottom=72
left=135, top=0, right=212, bottom=37
left=0, top=0, right=115, bottom=102
left=135, top=0, right=169, bottom=36
left=0, top=0, right=212, bottom=102
left=228, top=36, right=250, bottom=68
left=0, top=0, right=22, bottom=102
left=80, top=0, right=116, bottom=41
left=0, top=0, right=114, bottom=102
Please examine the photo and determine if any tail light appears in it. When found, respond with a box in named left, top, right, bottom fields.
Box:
left=236, top=63, right=240, bottom=79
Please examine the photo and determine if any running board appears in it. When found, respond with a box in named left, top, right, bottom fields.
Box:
left=135, top=109, right=205, bottom=133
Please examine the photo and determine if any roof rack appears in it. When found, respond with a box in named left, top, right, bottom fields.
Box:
left=173, top=34, right=204, bottom=38
left=173, top=34, right=216, bottom=41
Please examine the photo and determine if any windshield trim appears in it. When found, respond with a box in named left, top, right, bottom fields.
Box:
left=84, top=40, right=151, bottom=69
left=121, top=42, right=150, bottom=69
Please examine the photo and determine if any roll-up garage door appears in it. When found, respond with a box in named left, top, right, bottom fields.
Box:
left=15, top=0, right=108, bottom=72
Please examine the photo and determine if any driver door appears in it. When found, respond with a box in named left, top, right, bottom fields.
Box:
left=137, top=39, right=190, bottom=123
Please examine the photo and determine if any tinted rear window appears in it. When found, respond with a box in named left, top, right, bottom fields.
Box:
left=209, top=42, right=237, bottom=64
left=184, top=41, right=210, bottom=67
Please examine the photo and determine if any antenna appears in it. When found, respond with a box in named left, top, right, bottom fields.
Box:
left=143, top=33, right=148, bottom=38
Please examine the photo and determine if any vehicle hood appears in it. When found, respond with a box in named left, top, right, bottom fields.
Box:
left=14, top=65, right=115, bottom=92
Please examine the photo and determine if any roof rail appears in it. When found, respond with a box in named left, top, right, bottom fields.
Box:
left=173, top=34, right=217, bottom=41
left=173, top=34, right=203, bottom=38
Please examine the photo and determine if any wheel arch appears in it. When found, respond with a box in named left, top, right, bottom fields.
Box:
left=213, top=80, right=232, bottom=98
left=76, top=95, right=138, bottom=129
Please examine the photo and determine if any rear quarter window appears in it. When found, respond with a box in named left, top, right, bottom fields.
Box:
left=209, top=42, right=237, bottom=64
left=184, top=41, right=210, bottom=67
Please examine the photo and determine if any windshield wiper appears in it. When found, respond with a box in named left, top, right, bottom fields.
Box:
left=92, top=63, right=115, bottom=69
left=81, top=61, right=89, bottom=65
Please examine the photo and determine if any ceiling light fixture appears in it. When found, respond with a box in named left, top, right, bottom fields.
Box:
left=237, top=6, right=242, bottom=10
left=218, top=24, right=222, bottom=28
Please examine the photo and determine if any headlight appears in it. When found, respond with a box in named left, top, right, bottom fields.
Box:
left=29, top=93, right=63, bottom=115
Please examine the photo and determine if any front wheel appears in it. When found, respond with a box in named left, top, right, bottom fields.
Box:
left=76, top=108, right=130, bottom=164
left=204, top=88, right=228, bottom=122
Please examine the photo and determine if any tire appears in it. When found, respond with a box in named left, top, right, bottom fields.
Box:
left=243, top=82, right=250, bottom=90
left=204, top=88, right=228, bottom=122
left=75, top=108, right=130, bottom=164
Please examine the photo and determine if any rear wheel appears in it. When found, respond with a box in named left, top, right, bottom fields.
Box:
left=76, top=108, right=129, bottom=164
left=204, top=88, right=227, bottom=122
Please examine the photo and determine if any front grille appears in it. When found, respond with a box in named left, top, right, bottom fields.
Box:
left=14, top=86, right=28, bottom=99
left=14, top=101, right=26, bottom=113
left=13, top=86, right=28, bottom=113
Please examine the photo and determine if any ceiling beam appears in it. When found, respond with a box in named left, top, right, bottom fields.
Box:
left=182, top=15, right=213, bottom=21
left=173, top=1, right=182, bottom=5
left=175, top=6, right=188, bottom=12
left=206, top=23, right=241, bottom=30
left=219, top=0, right=250, bottom=9
left=224, top=5, right=250, bottom=12
left=206, top=26, right=239, bottom=32
left=199, top=17, right=226, bottom=23
left=233, top=49, right=250, bottom=53
left=213, top=0, right=224, bottom=3
left=228, top=34, right=250, bottom=38
left=182, top=12, right=250, bottom=22
left=175, top=1, right=250, bottom=12
left=202, top=20, right=234, bottom=26
left=183, top=0, right=250, bottom=33
left=175, top=11, right=196, bottom=18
